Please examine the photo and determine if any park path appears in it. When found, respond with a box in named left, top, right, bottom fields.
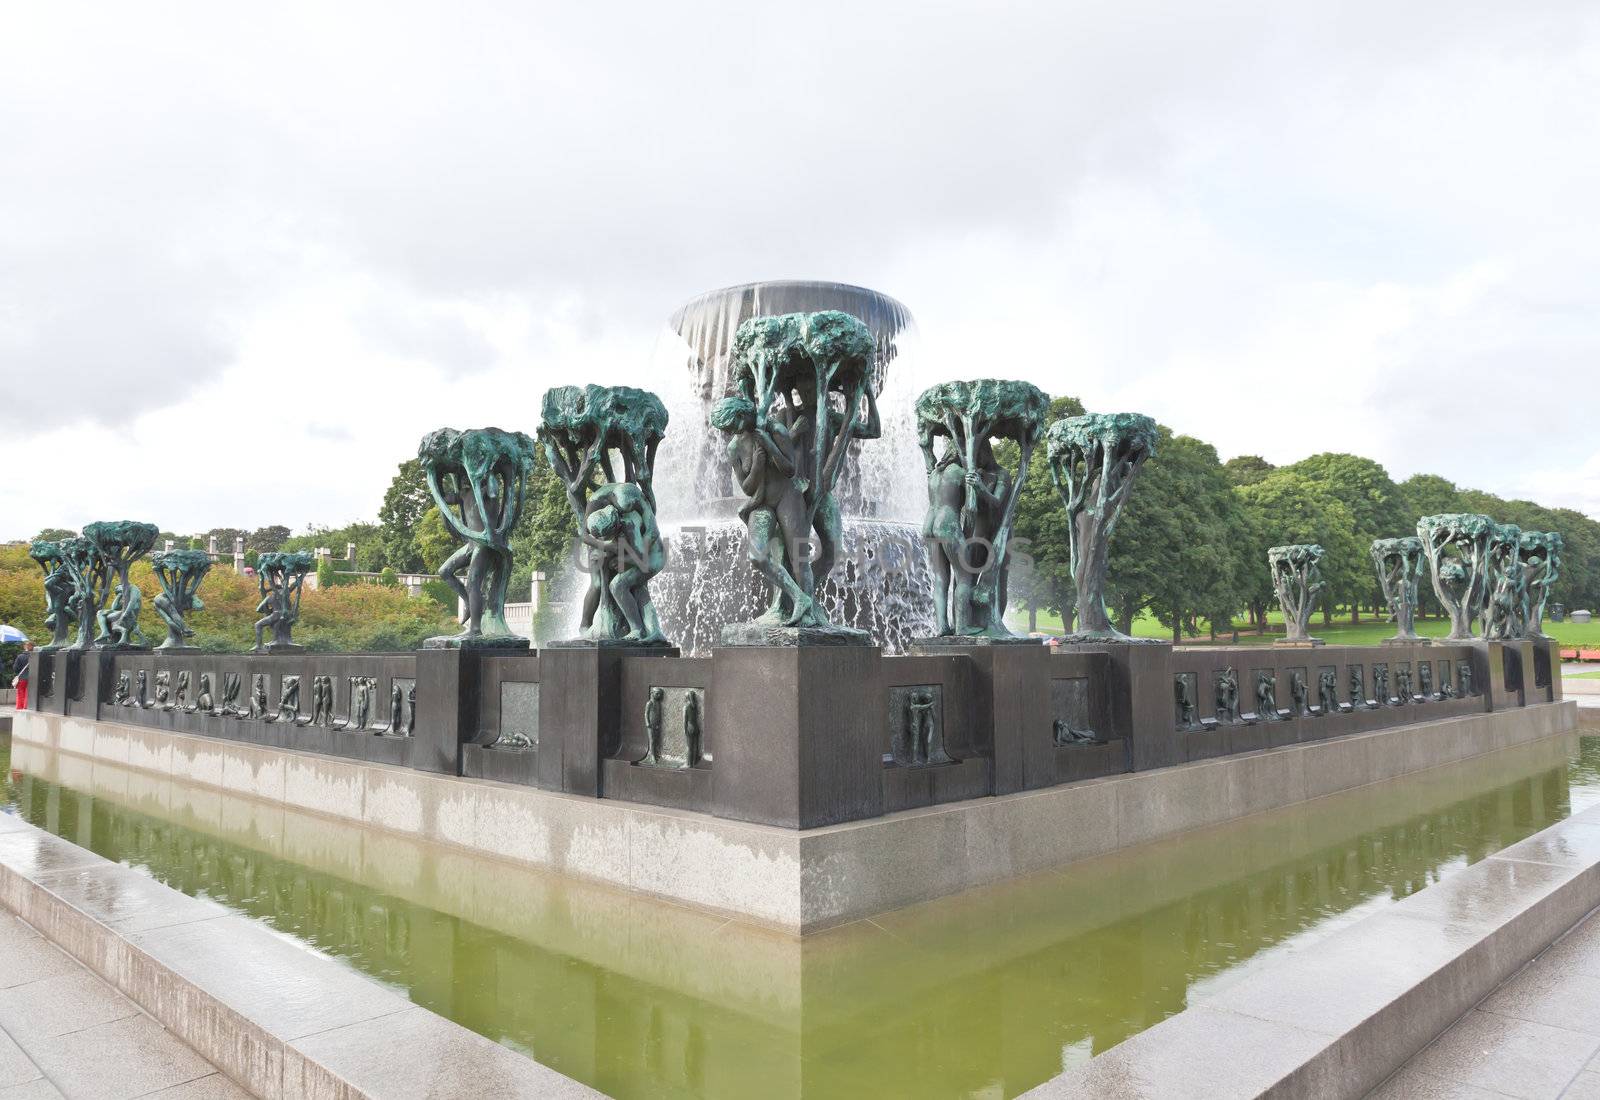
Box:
left=0, top=908, right=250, bottom=1099
left=1370, top=902, right=1600, bottom=1098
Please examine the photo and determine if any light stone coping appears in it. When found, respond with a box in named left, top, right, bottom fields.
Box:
left=11, top=702, right=1579, bottom=934
left=0, top=811, right=602, bottom=1100
left=1020, top=795, right=1600, bottom=1099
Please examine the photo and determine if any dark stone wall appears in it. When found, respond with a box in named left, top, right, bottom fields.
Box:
left=24, top=636, right=1558, bottom=831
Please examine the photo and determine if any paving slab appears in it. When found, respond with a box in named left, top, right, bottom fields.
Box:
left=0, top=910, right=237, bottom=1099
left=0, top=807, right=604, bottom=1099
left=1374, top=901, right=1600, bottom=1099
left=1025, top=797, right=1600, bottom=1099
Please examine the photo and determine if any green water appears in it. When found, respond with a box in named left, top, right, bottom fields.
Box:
left=4, top=731, right=1600, bottom=1099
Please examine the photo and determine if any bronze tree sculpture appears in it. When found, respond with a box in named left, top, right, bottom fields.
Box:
left=716, top=311, right=878, bottom=640
left=914, top=379, right=1048, bottom=639
left=1268, top=543, right=1326, bottom=645
left=1418, top=514, right=1493, bottom=641
left=151, top=548, right=212, bottom=651
left=1370, top=536, right=1425, bottom=644
left=1520, top=531, right=1563, bottom=639
left=539, top=387, right=669, bottom=644
left=253, top=551, right=314, bottom=652
left=27, top=541, right=75, bottom=651
left=418, top=426, right=537, bottom=648
left=83, top=521, right=158, bottom=650
left=1046, top=413, right=1159, bottom=643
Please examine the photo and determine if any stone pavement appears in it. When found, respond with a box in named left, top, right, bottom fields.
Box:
left=1563, top=665, right=1600, bottom=708
left=1371, top=904, right=1600, bottom=1098
left=0, top=909, right=250, bottom=1099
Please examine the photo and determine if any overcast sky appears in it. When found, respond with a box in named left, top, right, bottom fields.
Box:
left=3, top=0, right=1598, bottom=540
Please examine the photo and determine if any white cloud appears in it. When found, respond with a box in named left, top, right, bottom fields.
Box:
left=1, top=0, right=1598, bottom=538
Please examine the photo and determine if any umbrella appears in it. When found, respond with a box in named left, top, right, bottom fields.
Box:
left=0, top=626, right=28, bottom=644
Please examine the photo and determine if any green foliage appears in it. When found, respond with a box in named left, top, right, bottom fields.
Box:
left=1224, top=456, right=1276, bottom=487
left=1235, top=471, right=1363, bottom=627
left=32, top=527, right=75, bottom=542
left=415, top=507, right=455, bottom=573
left=420, top=579, right=457, bottom=614
left=378, top=567, right=399, bottom=588
left=315, top=558, right=335, bottom=591
left=1280, top=453, right=1406, bottom=619
left=1109, top=431, right=1250, bottom=640
left=508, top=445, right=579, bottom=604
left=280, top=521, right=386, bottom=571
left=242, top=549, right=259, bottom=569
left=378, top=458, right=431, bottom=574
left=1006, top=395, right=1086, bottom=625
left=246, top=525, right=290, bottom=554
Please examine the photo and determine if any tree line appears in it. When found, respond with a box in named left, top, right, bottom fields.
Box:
left=20, top=394, right=1597, bottom=648
left=1008, top=396, right=1600, bottom=641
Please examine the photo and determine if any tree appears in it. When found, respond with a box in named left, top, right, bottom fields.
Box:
left=415, top=506, right=456, bottom=573
left=1223, top=455, right=1276, bottom=487
left=1396, top=474, right=1464, bottom=522
left=280, top=521, right=387, bottom=571
left=1005, top=395, right=1085, bottom=631
left=246, top=525, right=291, bottom=554
left=203, top=527, right=248, bottom=554
left=377, top=458, right=430, bottom=574
left=1283, top=453, right=1406, bottom=622
left=1109, top=431, right=1251, bottom=642
left=1235, top=471, right=1362, bottom=633
left=509, top=442, right=591, bottom=606
left=31, top=527, right=75, bottom=543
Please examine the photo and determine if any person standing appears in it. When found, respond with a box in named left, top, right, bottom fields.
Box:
left=11, top=642, right=33, bottom=710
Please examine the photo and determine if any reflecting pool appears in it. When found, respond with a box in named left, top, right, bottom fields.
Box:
left=4, top=729, right=1597, bottom=1099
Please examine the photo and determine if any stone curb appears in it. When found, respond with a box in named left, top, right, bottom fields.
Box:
left=9, top=702, right=1581, bottom=933
left=0, top=813, right=602, bottom=1100
left=1021, top=797, right=1600, bottom=1099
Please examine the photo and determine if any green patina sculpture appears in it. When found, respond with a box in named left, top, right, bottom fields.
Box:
left=419, top=426, right=537, bottom=648
left=915, top=379, right=1048, bottom=639
left=58, top=537, right=109, bottom=651
left=1370, top=536, right=1425, bottom=644
left=1418, top=513, right=1494, bottom=640
left=539, top=387, right=670, bottom=644
left=715, top=311, right=879, bottom=635
left=1268, top=544, right=1326, bottom=644
left=151, top=548, right=212, bottom=651
left=1045, top=412, right=1159, bottom=642
left=1482, top=521, right=1526, bottom=640
left=27, top=541, right=75, bottom=651
left=253, top=550, right=314, bottom=652
left=1520, top=531, right=1563, bottom=639
left=83, top=521, right=158, bottom=650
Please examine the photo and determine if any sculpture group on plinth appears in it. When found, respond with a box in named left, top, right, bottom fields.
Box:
left=1482, top=522, right=1526, bottom=641
left=151, top=548, right=212, bottom=651
left=419, top=426, right=537, bottom=649
left=253, top=551, right=313, bottom=653
left=1267, top=543, right=1325, bottom=646
left=1370, top=536, right=1425, bottom=645
left=84, top=521, right=158, bottom=650
left=539, top=387, right=669, bottom=646
left=1521, top=531, right=1563, bottom=638
left=1418, top=514, right=1494, bottom=641
left=914, top=379, right=1048, bottom=640
left=27, top=541, right=75, bottom=651
left=1046, top=412, right=1159, bottom=643
left=58, top=537, right=108, bottom=650
left=715, top=310, right=879, bottom=644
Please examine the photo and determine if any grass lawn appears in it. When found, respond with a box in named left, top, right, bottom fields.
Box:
left=1011, top=608, right=1600, bottom=649
left=1568, top=669, right=1600, bottom=680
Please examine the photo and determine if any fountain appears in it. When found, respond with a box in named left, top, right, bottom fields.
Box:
left=622, top=280, right=937, bottom=654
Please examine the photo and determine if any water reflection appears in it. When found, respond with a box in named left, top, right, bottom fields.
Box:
left=4, top=732, right=1597, bottom=1100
